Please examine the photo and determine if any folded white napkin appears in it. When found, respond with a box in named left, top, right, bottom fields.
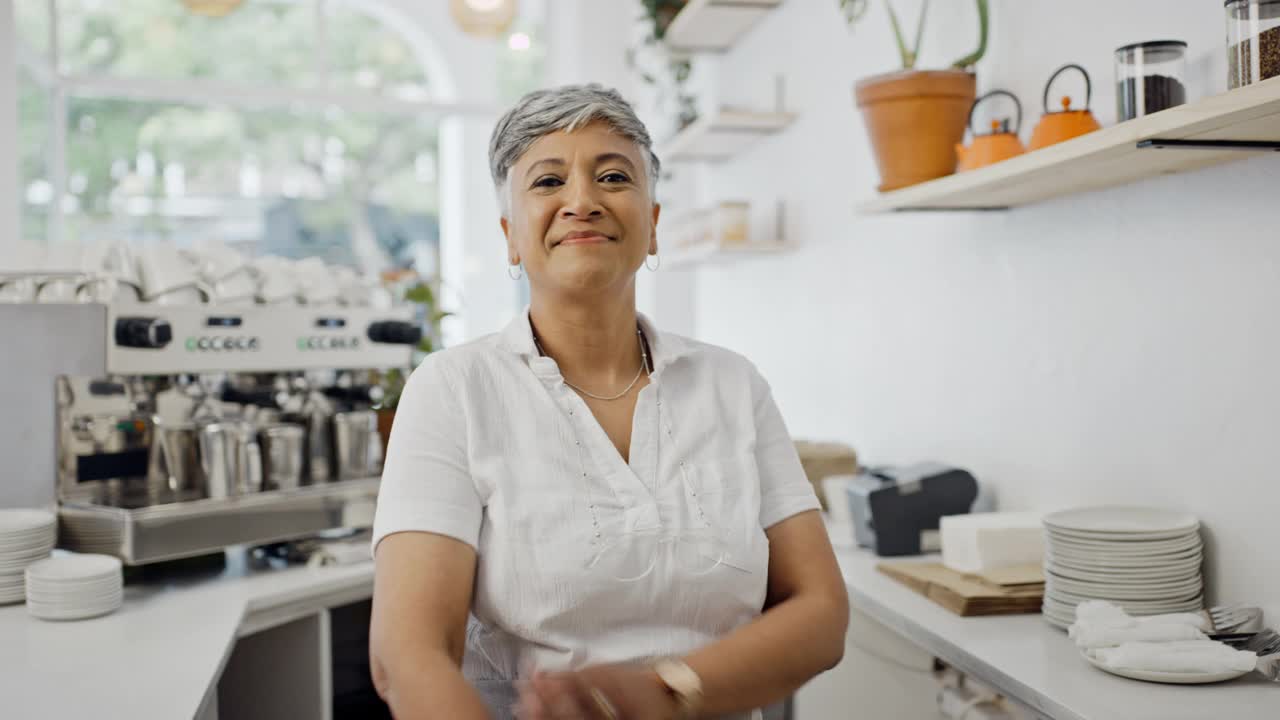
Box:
left=1090, top=641, right=1258, bottom=674
left=1072, top=622, right=1206, bottom=650
left=1071, top=600, right=1209, bottom=638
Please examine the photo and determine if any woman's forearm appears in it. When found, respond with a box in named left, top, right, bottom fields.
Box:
left=379, top=652, right=491, bottom=720
left=684, top=592, right=848, bottom=716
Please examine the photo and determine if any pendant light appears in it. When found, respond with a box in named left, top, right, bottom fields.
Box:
left=182, top=0, right=244, bottom=18
left=450, top=0, right=518, bottom=39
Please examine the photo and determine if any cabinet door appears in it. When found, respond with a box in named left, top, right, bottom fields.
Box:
left=217, top=611, right=331, bottom=720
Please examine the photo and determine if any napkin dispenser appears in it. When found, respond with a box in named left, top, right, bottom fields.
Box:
left=846, top=463, right=990, bottom=557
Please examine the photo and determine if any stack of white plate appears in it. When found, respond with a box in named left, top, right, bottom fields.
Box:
left=25, top=553, right=123, bottom=621
left=0, top=509, right=57, bottom=604
left=1042, top=506, right=1203, bottom=630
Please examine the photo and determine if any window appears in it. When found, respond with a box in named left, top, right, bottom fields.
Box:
left=14, top=0, right=449, bottom=277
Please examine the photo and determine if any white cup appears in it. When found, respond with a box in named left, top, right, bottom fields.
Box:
left=137, top=243, right=203, bottom=302
left=0, top=277, right=37, bottom=303
left=251, top=256, right=299, bottom=304
left=293, top=257, right=339, bottom=306
left=212, top=269, right=257, bottom=304
left=332, top=267, right=361, bottom=306
left=75, top=275, right=122, bottom=304
left=35, top=277, right=80, bottom=303
left=186, top=240, right=249, bottom=284
left=150, top=285, right=206, bottom=305
left=93, top=240, right=144, bottom=296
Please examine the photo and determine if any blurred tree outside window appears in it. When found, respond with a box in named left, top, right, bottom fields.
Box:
left=13, top=0, right=447, bottom=278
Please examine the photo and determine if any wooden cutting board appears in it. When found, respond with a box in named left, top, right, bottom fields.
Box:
left=878, top=562, right=1044, bottom=617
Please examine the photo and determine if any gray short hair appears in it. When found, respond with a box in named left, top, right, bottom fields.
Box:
left=488, top=83, right=661, bottom=216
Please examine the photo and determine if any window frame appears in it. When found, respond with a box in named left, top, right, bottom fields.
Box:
left=12, top=0, right=487, bottom=247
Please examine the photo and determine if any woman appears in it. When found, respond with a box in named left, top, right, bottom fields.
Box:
left=371, top=84, right=848, bottom=720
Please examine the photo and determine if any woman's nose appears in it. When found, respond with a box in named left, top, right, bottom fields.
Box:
left=559, top=178, right=604, bottom=219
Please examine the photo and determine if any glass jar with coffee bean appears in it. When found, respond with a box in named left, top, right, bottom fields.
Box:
left=1115, top=40, right=1188, bottom=122
left=1227, top=0, right=1280, bottom=89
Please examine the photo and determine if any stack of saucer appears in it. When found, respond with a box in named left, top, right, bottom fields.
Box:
left=1042, top=506, right=1203, bottom=630
left=0, top=509, right=57, bottom=604
left=25, top=553, right=123, bottom=621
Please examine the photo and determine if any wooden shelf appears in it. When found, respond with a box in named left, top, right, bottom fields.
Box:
left=666, top=241, right=792, bottom=268
left=858, top=76, right=1280, bottom=213
left=664, top=0, right=783, bottom=53
left=661, top=109, right=795, bottom=163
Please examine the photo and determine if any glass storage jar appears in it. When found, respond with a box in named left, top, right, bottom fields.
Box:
left=1115, top=40, right=1188, bottom=121
left=1226, top=0, right=1280, bottom=88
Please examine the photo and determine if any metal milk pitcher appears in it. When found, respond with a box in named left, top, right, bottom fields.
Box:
left=198, top=420, right=263, bottom=499
left=333, top=410, right=381, bottom=480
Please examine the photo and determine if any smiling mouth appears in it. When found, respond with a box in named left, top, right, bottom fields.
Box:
left=556, top=233, right=614, bottom=247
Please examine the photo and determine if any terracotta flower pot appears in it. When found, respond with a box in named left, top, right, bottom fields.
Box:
left=854, top=70, right=977, bottom=192
left=377, top=408, right=396, bottom=457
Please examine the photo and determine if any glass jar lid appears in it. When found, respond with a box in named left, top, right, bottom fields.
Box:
left=1115, top=40, right=1188, bottom=64
left=1226, top=0, right=1280, bottom=21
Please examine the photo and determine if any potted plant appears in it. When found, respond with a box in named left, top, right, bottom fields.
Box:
left=844, top=0, right=989, bottom=192
left=374, top=277, right=450, bottom=449
left=629, top=1, right=699, bottom=135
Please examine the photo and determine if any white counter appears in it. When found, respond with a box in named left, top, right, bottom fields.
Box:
left=835, top=543, right=1280, bottom=720
left=0, top=554, right=375, bottom=720
left=1, top=544, right=1276, bottom=719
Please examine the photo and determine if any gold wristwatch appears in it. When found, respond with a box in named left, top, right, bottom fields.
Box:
left=652, top=658, right=703, bottom=720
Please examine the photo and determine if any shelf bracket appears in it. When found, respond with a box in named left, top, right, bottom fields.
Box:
left=1137, top=139, right=1280, bottom=151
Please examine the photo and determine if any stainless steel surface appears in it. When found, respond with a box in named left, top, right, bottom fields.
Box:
left=58, top=477, right=380, bottom=564
left=333, top=410, right=382, bottom=480
left=3, top=302, right=411, bottom=563
left=260, top=423, right=306, bottom=491
left=294, top=392, right=336, bottom=484
left=1209, top=605, right=1264, bottom=633
left=153, top=416, right=205, bottom=497
left=199, top=420, right=263, bottom=499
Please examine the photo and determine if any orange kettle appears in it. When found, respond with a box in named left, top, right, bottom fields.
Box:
left=1029, top=64, right=1102, bottom=150
left=956, top=90, right=1026, bottom=172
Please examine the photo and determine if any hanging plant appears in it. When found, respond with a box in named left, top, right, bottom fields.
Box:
left=628, top=1, right=698, bottom=134
left=640, top=0, right=689, bottom=42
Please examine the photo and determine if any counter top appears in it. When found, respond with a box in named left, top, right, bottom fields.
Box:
left=2, top=537, right=1277, bottom=720
left=834, top=538, right=1280, bottom=720
left=0, top=552, right=375, bottom=720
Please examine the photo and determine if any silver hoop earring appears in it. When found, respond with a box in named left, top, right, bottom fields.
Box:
left=645, top=255, right=661, bottom=272
left=507, top=264, right=524, bottom=280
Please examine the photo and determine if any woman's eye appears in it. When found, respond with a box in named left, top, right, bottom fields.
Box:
left=533, top=176, right=563, bottom=188
left=599, top=172, right=630, bottom=183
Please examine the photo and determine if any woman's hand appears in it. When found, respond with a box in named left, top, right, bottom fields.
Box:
left=516, top=663, right=678, bottom=720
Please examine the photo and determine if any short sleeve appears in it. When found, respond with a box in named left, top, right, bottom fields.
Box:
left=749, top=365, right=822, bottom=529
left=372, top=355, right=482, bottom=553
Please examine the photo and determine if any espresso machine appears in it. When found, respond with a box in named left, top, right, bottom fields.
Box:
left=0, top=300, right=419, bottom=565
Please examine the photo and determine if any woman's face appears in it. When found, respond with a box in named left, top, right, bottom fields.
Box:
left=501, top=121, right=660, bottom=297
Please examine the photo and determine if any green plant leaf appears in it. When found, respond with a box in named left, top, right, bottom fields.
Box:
left=950, top=0, right=989, bottom=69
left=911, top=0, right=930, bottom=65
left=403, top=282, right=436, bottom=307
left=885, top=1, right=914, bottom=70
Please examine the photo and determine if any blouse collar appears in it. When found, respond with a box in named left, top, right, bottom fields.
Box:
left=497, top=305, right=694, bottom=374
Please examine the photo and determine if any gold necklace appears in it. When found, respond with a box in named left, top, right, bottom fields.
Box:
left=533, top=327, right=650, bottom=401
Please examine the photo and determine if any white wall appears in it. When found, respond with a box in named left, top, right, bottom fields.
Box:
left=668, top=0, right=1280, bottom=621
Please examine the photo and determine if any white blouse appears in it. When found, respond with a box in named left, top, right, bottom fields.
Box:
left=373, top=310, right=820, bottom=718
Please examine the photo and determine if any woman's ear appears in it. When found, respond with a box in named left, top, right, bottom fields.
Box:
left=500, top=217, right=519, bottom=265
left=650, top=203, right=661, bottom=255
